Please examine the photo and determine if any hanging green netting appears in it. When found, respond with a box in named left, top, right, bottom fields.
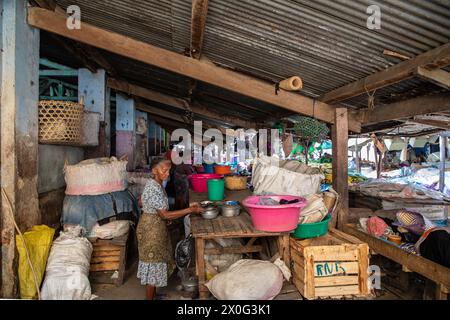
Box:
left=292, top=115, right=329, bottom=142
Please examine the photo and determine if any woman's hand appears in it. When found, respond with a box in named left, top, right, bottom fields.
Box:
left=190, top=204, right=205, bottom=214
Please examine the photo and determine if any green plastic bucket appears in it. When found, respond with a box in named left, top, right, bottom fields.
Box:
left=292, top=215, right=331, bottom=239
left=207, top=179, right=224, bottom=201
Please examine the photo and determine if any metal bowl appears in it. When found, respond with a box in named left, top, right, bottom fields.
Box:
left=182, top=279, right=198, bottom=292
left=221, top=201, right=241, bottom=217
left=202, top=206, right=219, bottom=219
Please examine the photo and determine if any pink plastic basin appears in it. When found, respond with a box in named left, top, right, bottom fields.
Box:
left=242, top=195, right=307, bottom=232
left=188, top=174, right=223, bottom=193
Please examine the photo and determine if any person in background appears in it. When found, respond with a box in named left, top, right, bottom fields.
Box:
left=136, top=158, right=204, bottom=300
left=165, top=144, right=174, bottom=162
left=174, top=151, right=195, bottom=210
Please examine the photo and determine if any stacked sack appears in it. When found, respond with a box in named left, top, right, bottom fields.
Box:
left=62, top=157, right=138, bottom=237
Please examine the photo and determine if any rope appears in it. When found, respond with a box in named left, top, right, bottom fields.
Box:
left=364, top=79, right=377, bottom=111
left=1, top=187, right=41, bottom=300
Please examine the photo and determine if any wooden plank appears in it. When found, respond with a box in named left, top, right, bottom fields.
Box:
left=91, top=256, right=121, bottom=263
left=314, top=285, right=360, bottom=297
left=329, top=228, right=365, bottom=244
left=344, top=224, right=450, bottom=287
left=409, top=118, right=450, bottom=131
left=292, top=275, right=307, bottom=298
left=92, top=250, right=121, bottom=257
left=90, top=261, right=120, bottom=272
left=416, top=66, right=450, bottom=90
left=332, top=108, right=349, bottom=229
left=314, top=276, right=359, bottom=287
left=320, top=42, right=450, bottom=104
left=204, top=245, right=263, bottom=255
left=190, top=0, right=209, bottom=59
left=27, top=7, right=361, bottom=132
left=92, top=244, right=123, bottom=251
left=305, top=245, right=359, bottom=261
left=361, top=93, right=450, bottom=124
left=358, top=244, right=370, bottom=295
left=304, top=252, right=315, bottom=298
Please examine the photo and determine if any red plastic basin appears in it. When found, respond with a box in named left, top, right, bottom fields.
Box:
left=242, top=195, right=307, bottom=232
left=188, top=174, right=223, bottom=193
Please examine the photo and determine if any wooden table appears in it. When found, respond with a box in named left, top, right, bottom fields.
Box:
left=189, top=189, right=291, bottom=299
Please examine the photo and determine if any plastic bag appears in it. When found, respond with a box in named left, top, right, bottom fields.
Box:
left=16, top=225, right=55, bottom=299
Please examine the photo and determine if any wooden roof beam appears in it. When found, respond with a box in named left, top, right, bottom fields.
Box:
left=190, top=0, right=209, bottom=59
left=321, top=42, right=450, bottom=104
left=408, top=118, right=450, bottom=131
left=415, top=66, right=450, bottom=90
left=27, top=7, right=360, bottom=132
left=361, top=93, right=450, bottom=124
left=107, top=78, right=258, bottom=129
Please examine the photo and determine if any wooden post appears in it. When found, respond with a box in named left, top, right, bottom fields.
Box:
left=1, top=0, right=40, bottom=298
left=355, top=136, right=361, bottom=173
left=439, top=135, right=446, bottom=192
left=332, top=108, right=349, bottom=230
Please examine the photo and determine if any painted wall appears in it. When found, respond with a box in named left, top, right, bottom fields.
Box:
left=38, top=145, right=84, bottom=193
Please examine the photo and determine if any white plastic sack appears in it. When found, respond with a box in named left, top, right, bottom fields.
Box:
left=41, top=226, right=93, bottom=300
left=205, top=258, right=290, bottom=300
left=88, top=221, right=131, bottom=239
left=205, top=239, right=244, bottom=272
left=251, top=155, right=324, bottom=197
left=298, top=194, right=329, bottom=224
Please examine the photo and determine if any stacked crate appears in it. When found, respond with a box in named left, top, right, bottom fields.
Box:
left=88, top=232, right=129, bottom=286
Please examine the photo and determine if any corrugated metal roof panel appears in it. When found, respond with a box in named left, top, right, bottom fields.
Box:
left=52, top=0, right=450, bottom=112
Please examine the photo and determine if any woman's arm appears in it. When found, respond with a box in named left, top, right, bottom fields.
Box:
left=158, top=207, right=192, bottom=220
left=158, top=204, right=203, bottom=220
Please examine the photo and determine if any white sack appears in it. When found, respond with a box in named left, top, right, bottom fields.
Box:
left=298, top=194, right=329, bottom=224
left=205, top=259, right=289, bottom=300
left=41, top=226, right=93, bottom=300
left=205, top=238, right=244, bottom=272
left=88, top=220, right=131, bottom=239
left=251, top=155, right=324, bottom=197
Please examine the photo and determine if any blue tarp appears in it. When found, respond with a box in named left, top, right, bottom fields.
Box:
left=62, top=190, right=140, bottom=234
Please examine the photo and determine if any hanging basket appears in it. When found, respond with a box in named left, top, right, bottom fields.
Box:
left=38, top=100, right=84, bottom=145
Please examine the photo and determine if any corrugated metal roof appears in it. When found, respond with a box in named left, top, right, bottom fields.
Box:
left=49, top=0, right=449, bottom=123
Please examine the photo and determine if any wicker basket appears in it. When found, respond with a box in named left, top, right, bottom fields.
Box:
left=38, top=100, right=84, bottom=145
left=224, top=175, right=248, bottom=190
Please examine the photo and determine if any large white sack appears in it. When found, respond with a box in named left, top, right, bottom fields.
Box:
left=251, top=155, right=324, bottom=197
left=205, top=259, right=290, bottom=300
left=88, top=220, right=131, bottom=239
left=41, top=226, right=93, bottom=300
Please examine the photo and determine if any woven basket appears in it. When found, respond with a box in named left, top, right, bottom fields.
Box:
left=224, top=175, right=248, bottom=190
left=39, top=100, right=84, bottom=145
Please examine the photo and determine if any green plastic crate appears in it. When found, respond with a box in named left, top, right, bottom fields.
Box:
left=292, top=214, right=331, bottom=239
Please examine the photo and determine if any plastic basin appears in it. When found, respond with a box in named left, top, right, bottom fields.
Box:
left=242, top=195, right=307, bottom=232
left=214, top=165, right=231, bottom=175
left=203, top=163, right=215, bottom=174
left=188, top=174, right=222, bottom=193
left=207, top=179, right=225, bottom=201
left=292, top=215, right=331, bottom=239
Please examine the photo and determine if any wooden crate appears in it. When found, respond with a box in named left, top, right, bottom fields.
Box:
left=290, top=228, right=369, bottom=300
left=88, top=232, right=129, bottom=286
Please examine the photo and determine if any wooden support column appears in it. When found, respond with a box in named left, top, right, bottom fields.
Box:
left=1, top=0, right=40, bottom=298
left=332, top=108, right=349, bottom=230
left=116, top=93, right=136, bottom=170
left=439, top=135, right=446, bottom=192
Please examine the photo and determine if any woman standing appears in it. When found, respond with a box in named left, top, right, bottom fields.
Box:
left=137, top=158, right=204, bottom=300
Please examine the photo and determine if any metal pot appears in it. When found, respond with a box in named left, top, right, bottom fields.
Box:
left=221, top=202, right=241, bottom=217
left=202, top=206, right=219, bottom=219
